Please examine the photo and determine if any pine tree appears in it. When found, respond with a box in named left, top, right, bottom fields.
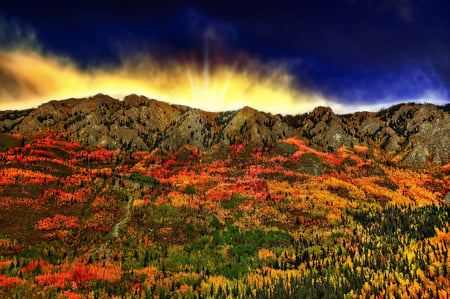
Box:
left=210, top=283, right=214, bottom=297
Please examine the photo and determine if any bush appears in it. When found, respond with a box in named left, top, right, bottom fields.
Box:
left=130, top=173, right=158, bottom=184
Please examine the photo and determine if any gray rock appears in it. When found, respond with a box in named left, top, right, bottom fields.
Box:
left=0, top=95, right=448, bottom=166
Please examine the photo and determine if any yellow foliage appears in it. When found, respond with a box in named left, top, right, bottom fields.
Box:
left=258, top=249, right=277, bottom=262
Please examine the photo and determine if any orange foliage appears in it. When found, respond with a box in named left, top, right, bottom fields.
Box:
left=35, top=215, right=79, bottom=231
left=284, top=136, right=343, bottom=167
left=0, top=168, right=56, bottom=185
left=354, top=145, right=368, bottom=154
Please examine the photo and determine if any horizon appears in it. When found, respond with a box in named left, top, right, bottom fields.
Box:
left=0, top=92, right=447, bottom=116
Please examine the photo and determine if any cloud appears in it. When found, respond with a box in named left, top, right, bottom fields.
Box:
left=0, top=12, right=340, bottom=115
left=0, top=39, right=338, bottom=114
left=1, top=11, right=446, bottom=116
left=3, top=48, right=339, bottom=114
left=2, top=41, right=446, bottom=115
left=309, top=57, right=449, bottom=109
left=0, top=14, right=40, bottom=51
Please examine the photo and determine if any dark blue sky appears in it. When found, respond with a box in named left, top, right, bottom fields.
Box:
left=1, top=0, right=449, bottom=106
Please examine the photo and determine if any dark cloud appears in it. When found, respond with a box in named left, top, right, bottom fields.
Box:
left=0, top=14, right=40, bottom=50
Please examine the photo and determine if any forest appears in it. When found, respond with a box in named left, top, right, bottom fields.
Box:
left=0, top=131, right=449, bottom=298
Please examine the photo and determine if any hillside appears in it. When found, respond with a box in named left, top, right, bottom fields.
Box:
left=0, top=96, right=449, bottom=298
left=1, top=94, right=449, bottom=166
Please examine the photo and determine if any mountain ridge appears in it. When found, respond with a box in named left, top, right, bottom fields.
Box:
left=0, top=94, right=449, bottom=166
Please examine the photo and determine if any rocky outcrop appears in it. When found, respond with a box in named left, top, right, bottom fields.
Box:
left=0, top=95, right=448, bottom=166
left=221, top=106, right=291, bottom=147
left=296, top=106, right=356, bottom=150
left=402, top=105, right=449, bottom=165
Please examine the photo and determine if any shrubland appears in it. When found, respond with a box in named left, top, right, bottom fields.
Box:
left=0, top=132, right=449, bottom=298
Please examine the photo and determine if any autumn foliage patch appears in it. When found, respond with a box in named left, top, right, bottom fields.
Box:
left=0, top=132, right=448, bottom=298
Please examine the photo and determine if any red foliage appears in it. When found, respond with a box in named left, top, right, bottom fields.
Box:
left=71, top=264, right=97, bottom=285
left=20, top=260, right=50, bottom=274
left=84, top=212, right=114, bottom=231
left=35, top=215, right=79, bottom=231
left=0, top=275, right=20, bottom=290
left=230, top=144, right=246, bottom=156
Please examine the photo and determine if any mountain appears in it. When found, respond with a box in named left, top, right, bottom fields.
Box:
left=0, top=93, right=449, bottom=166
left=0, top=94, right=449, bottom=298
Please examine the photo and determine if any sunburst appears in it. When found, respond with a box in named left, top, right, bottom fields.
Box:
left=0, top=48, right=330, bottom=114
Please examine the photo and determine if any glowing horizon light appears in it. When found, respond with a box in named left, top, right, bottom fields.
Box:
left=0, top=49, right=447, bottom=114
left=0, top=47, right=335, bottom=114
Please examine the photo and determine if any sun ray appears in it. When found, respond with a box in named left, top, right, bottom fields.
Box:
left=0, top=49, right=333, bottom=114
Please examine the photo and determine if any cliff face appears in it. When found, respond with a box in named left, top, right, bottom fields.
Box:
left=0, top=94, right=448, bottom=166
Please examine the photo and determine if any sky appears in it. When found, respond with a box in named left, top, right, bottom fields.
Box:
left=0, top=0, right=449, bottom=114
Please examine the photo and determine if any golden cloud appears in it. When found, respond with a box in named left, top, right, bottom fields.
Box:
left=0, top=47, right=337, bottom=114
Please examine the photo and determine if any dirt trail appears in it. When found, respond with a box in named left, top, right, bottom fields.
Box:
left=112, top=195, right=134, bottom=238
left=91, top=183, right=137, bottom=262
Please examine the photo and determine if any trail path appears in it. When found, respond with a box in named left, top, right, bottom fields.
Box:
left=112, top=194, right=134, bottom=238
left=91, top=181, right=138, bottom=262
